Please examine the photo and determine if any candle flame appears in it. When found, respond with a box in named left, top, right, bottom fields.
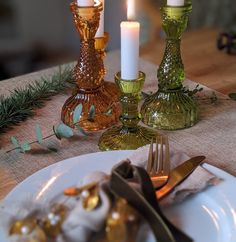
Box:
left=127, top=0, right=135, bottom=21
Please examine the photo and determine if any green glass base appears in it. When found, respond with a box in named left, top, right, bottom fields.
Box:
left=141, top=89, right=198, bottom=130
left=98, top=125, right=158, bottom=151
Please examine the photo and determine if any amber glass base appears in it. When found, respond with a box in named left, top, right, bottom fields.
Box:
left=141, top=88, right=198, bottom=130
left=61, top=3, right=120, bottom=131
left=61, top=81, right=120, bottom=131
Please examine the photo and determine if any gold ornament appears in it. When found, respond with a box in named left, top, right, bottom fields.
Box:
left=81, top=183, right=100, bottom=211
left=64, top=182, right=100, bottom=211
left=10, top=218, right=46, bottom=242
left=41, top=204, right=67, bottom=238
left=105, top=198, right=140, bottom=242
left=10, top=218, right=36, bottom=235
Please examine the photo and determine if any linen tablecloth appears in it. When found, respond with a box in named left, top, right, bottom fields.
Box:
left=0, top=50, right=236, bottom=199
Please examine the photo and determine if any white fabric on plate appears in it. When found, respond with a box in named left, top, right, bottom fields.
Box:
left=0, top=145, right=220, bottom=242
left=0, top=198, right=45, bottom=242
left=0, top=173, right=111, bottom=242
left=128, top=144, right=220, bottom=206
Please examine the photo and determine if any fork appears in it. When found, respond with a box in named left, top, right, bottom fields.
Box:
left=147, top=135, right=170, bottom=189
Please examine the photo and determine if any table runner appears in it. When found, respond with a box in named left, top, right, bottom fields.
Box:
left=0, top=50, right=236, bottom=199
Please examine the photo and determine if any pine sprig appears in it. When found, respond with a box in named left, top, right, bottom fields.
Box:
left=0, top=66, right=74, bottom=133
left=141, top=85, right=236, bottom=105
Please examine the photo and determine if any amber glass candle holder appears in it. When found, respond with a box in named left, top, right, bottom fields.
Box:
left=95, top=32, right=119, bottom=100
left=98, top=72, right=158, bottom=151
left=141, top=1, right=198, bottom=130
left=61, top=1, right=119, bottom=131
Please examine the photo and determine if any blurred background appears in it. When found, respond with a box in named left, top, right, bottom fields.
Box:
left=0, top=0, right=235, bottom=81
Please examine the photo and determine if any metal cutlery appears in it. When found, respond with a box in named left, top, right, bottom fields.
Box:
left=156, top=155, right=206, bottom=199
left=147, top=135, right=170, bottom=189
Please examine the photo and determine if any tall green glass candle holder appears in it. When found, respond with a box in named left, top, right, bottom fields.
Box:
left=98, top=71, right=158, bottom=151
left=141, top=1, right=198, bottom=130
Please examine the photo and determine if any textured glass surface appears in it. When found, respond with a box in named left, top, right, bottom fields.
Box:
left=158, top=5, right=191, bottom=90
left=99, top=72, right=158, bottom=151
left=141, top=4, right=198, bottom=130
left=157, top=0, right=235, bottom=29
left=141, top=89, right=198, bottom=130
left=61, top=2, right=120, bottom=131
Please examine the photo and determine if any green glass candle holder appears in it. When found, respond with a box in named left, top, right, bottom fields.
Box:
left=141, top=1, right=198, bottom=130
left=98, top=71, right=158, bottom=151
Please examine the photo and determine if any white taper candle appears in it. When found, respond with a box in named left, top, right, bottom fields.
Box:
left=127, top=0, right=135, bottom=20
left=77, top=0, right=94, bottom=7
left=95, top=0, right=105, bottom=37
left=120, top=21, right=140, bottom=80
left=167, top=0, right=184, bottom=6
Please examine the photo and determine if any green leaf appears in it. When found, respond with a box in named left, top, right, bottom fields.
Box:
left=20, top=142, right=31, bottom=153
left=47, top=147, right=58, bottom=152
left=76, top=125, right=88, bottom=137
left=73, top=104, right=83, bottom=124
left=105, top=108, right=113, bottom=116
left=55, top=123, right=74, bottom=139
left=228, top=93, right=236, bottom=101
left=210, top=92, right=218, bottom=104
left=141, top=91, right=152, bottom=100
left=88, top=105, right=95, bottom=122
left=11, top=136, right=20, bottom=148
left=53, top=126, right=61, bottom=140
left=44, top=140, right=58, bottom=153
left=35, top=125, right=43, bottom=144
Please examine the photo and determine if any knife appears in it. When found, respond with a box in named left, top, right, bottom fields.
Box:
left=156, top=156, right=206, bottom=199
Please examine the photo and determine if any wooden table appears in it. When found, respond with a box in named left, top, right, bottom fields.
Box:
left=141, top=28, right=236, bottom=94
left=1, top=28, right=236, bottom=200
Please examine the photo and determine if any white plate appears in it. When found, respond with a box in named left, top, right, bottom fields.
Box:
left=2, top=150, right=236, bottom=242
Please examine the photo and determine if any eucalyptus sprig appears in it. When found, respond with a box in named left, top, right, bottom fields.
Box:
left=7, top=104, right=87, bottom=153
left=0, top=66, right=74, bottom=133
left=182, top=84, right=204, bottom=97
left=141, top=85, right=236, bottom=104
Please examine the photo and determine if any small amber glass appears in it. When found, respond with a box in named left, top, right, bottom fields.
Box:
left=61, top=1, right=119, bottom=131
left=98, top=72, right=159, bottom=151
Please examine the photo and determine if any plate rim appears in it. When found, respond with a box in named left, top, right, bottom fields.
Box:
left=2, top=150, right=236, bottom=242
left=4, top=150, right=236, bottom=201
